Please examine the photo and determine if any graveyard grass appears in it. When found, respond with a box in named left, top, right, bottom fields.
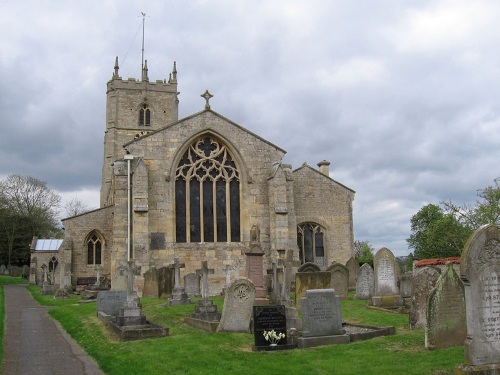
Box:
left=25, top=287, right=462, bottom=375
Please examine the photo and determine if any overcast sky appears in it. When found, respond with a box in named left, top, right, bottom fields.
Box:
left=1, top=0, right=500, bottom=256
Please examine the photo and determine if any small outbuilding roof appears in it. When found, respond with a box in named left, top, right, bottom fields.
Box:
left=32, top=239, right=63, bottom=251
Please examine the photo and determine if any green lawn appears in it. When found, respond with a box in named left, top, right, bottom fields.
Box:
left=22, top=287, right=463, bottom=375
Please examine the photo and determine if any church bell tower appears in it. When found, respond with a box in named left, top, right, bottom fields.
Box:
left=100, top=58, right=179, bottom=206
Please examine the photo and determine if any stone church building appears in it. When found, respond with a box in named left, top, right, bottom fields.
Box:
left=56, top=59, right=355, bottom=294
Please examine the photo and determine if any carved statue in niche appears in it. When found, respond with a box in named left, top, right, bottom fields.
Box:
left=250, top=224, right=260, bottom=245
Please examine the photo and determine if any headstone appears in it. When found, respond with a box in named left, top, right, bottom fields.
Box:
left=355, top=263, right=374, bottom=300
left=22, top=265, right=30, bottom=279
left=184, top=273, right=201, bottom=297
left=143, top=267, right=160, bottom=298
left=0, top=265, right=6, bottom=275
left=425, top=263, right=466, bottom=350
left=217, top=278, right=255, bottom=333
left=168, top=257, right=191, bottom=305
left=295, top=266, right=331, bottom=311
left=297, top=289, right=350, bottom=348
left=371, top=248, right=403, bottom=308
left=9, top=266, right=22, bottom=277
left=97, top=290, right=128, bottom=316
left=345, top=257, right=360, bottom=291
left=456, top=224, right=500, bottom=373
left=253, top=305, right=293, bottom=351
left=267, top=262, right=282, bottom=304
left=157, top=266, right=175, bottom=298
left=409, top=266, right=440, bottom=329
left=399, top=271, right=413, bottom=298
left=277, top=250, right=302, bottom=331
left=327, top=263, right=349, bottom=299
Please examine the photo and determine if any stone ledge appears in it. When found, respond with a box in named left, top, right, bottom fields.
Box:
left=455, top=363, right=500, bottom=375
left=297, top=334, right=350, bottom=348
left=184, top=317, right=220, bottom=332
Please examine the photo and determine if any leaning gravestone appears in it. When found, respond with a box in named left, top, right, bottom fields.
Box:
left=327, top=263, right=349, bottom=299
left=355, top=263, right=374, bottom=300
left=409, top=266, right=440, bottom=329
left=217, top=278, right=255, bottom=333
left=456, top=224, right=500, bottom=374
left=371, top=248, right=403, bottom=309
left=425, top=263, right=466, bottom=350
left=297, top=289, right=350, bottom=348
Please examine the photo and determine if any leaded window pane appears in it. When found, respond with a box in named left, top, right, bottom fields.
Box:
left=175, top=135, right=240, bottom=243
left=297, top=223, right=326, bottom=265
left=87, top=242, right=94, bottom=264
left=95, top=242, right=102, bottom=265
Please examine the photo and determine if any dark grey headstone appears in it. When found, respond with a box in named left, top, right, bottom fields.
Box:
left=143, top=267, right=160, bottom=298
left=253, top=305, right=287, bottom=347
left=96, top=291, right=127, bottom=316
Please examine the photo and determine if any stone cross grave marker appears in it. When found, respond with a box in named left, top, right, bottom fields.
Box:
left=223, top=264, right=232, bottom=287
left=172, top=257, right=185, bottom=290
left=169, top=257, right=190, bottom=305
left=197, top=261, right=215, bottom=300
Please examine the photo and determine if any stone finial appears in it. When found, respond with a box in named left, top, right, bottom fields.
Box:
left=142, top=59, right=149, bottom=82
left=113, top=56, right=120, bottom=79
left=317, top=160, right=330, bottom=176
left=201, top=90, right=213, bottom=110
left=171, top=61, right=177, bottom=83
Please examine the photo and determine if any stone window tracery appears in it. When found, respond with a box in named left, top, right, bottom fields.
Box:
left=87, top=233, right=103, bottom=265
left=139, top=104, right=151, bottom=126
left=175, top=136, right=240, bottom=243
left=297, top=223, right=325, bottom=266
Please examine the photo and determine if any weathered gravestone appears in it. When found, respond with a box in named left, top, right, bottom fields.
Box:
left=346, top=257, right=360, bottom=291
left=253, top=305, right=294, bottom=351
left=184, top=273, right=201, bottom=297
left=399, top=271, right=413, bottom=298
left=425, top=263, right=466, bottom=350
left=295, top=262, right=331, bottom=311
left=371, top=248, right=403, bottom=309
left=0, top=265, right=6, bottom=275
left=327, top=263, right=349, bottom=299
left=297, top=289, right=350, bottom=348
left=157, top=266, right=175, bottom=298
left=456, top=224, right=500, bottom=374
left=96, top=290, right=128, bottom=321
left=409, top=266, right=441, bottom=329
left=245, top=225, right=267, bottom=305
left=142, top=267, right=160, bottom=298
left=355, top=263, right=374, bottom=300
left=217, top=278, right=255, bottom=333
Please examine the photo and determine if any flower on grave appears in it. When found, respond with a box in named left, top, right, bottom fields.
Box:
left=263, top=329, right=286, bottom=345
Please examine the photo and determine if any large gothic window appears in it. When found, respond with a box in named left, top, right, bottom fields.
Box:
left=139, top=104, right=151, bottom=126
left=297, top=223, right=325, bottom=266
left=87, top=233, right=103, bottom=265
left=175, top=136, right=240, bottom=243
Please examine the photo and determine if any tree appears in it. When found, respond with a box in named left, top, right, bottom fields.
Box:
left=442, top=177, right=500, bottom=229
left=406, top=204, right=472, bottom=260
left=0, top=175, right=61, bottom=266
left=354, top=240, right=374, bottom=265
left=64, top=197, right=91, bottom=217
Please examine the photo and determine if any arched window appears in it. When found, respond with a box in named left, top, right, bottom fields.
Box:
left=297, top=223, right=325, bottom=266
left=139, top=104, right=151, bottom=126
left=48, top=256, right=58, bottom=272
left=175, top=135, right=240, bottom=243
left=87, top=233, right=103, bottom=265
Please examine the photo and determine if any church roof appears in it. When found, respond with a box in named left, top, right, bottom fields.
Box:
left=293, top=162, right=355, bottom=193
left=123, top=109, right=287, bottom=153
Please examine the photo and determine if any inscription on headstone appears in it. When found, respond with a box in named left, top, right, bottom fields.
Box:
left=253, top=305, right=287, bottom=347
left=355, top=263, right=374, bottom=300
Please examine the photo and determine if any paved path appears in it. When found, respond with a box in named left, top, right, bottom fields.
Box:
left=2, top=284, right=104, bottom=375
